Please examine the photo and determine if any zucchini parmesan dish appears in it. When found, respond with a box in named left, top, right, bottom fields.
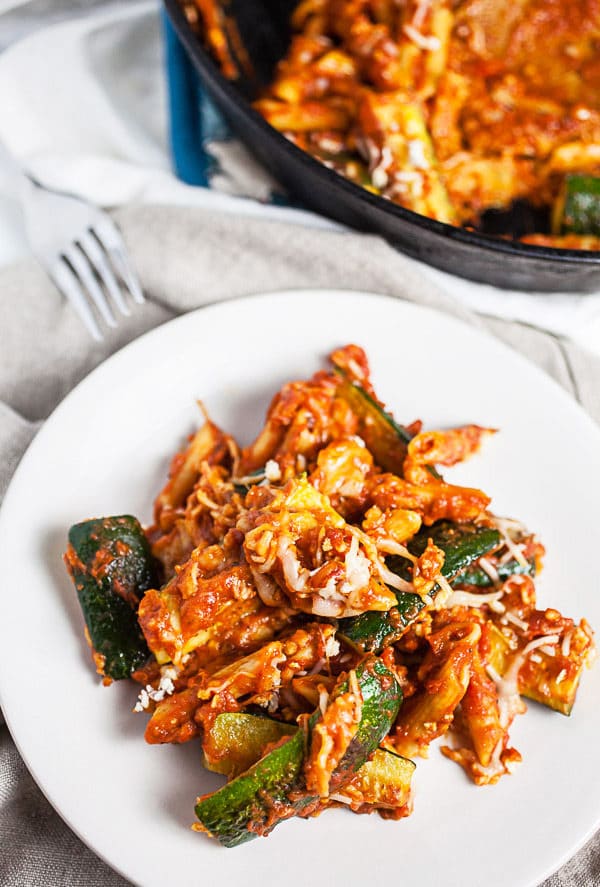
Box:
left=181, top=0, right=600, bottom=249
left=64, top=345, right=595, bottom=847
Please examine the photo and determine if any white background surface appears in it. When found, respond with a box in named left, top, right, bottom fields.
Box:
left=0, top=290, right=599, bottom=887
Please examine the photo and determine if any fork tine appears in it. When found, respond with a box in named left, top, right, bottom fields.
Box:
left=51, top=259, right=103, bottom=342
left=79, top=231, right=131, bottom=318
left=93, top=217, right=145, bottom=304
left=64, top=245, right=117, bottom=328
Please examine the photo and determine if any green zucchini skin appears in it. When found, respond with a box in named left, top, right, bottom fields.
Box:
left=338, top=522, right=501, bottom=652
left=65, top=516, right=155, bottom=680
left=204, top=719, right=414, bottom=814
left=326, top=656, right=402, bottom=789
left=194, top=655, right=401, bottom=847
left=233, top=467, right=267, bottom=497
left=195, top=727, right=309, bottom=848
left=335, top=371, right=411, bottom=475
left=454, top=556, right=536, bottom=588
left=334, top=369, right=441, bottom=480
left=554, top=175, right=600, bottom=236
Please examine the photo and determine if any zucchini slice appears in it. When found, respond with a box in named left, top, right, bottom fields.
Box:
left=335, top=371, right=411, bottom=475
left=64, top=515, right=155, bottom=681
left=454, top=556, right=536, bottom=588
left=196, top=727, right=308, bottom=848
left=335, top=370, right=441, bottom=480
left=487, top=622, right=589, bottom=716
left=194, top=654, right=401, bottom=846
left=339, top=521, right=501, bottom=652
left=339, top=748, right=415, bottom=810
left=202, top=715, right=415, bottom=811
left=325, top=656, right=403, bottom=790
left=203, top=713, right=296, bottom=778
left=553, top=175, right=600, bottom=237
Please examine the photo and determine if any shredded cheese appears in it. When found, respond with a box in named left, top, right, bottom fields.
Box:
left=486, top=634, right=560, bottom=729
left=307, top=657, right=326, bottom=676
left=265, top=459, right=282, bottom=482
left=349, top=525, right=414, bottom=593
left=133, top=666, right=178, bottom=713
left=375, top=537, right=417, bottom=562
left=412, top=0, right=432, bottom=29
left=478, top=556, right=501, bottom=586
left=318, top=685, right=330, bottom=716
left=279, top=536, right=309, bottom=593
left=195, top=490, right=220, bottom=511
left=328, top=792, right=352, bottom=805
left=232, top=470, right=266, bottom=485
left=556, top=668, right=568, bottom=685
left=434, top=571, right=455, bottom=608
left=371, top=166, right=389, bottom=189
left=250, top=567, right=284, bottom=607
left=324, top=634, right=340, bottom=659
left=446, top=589, right=505, bottom=610
left=493, top=518, right=530, bottom=569
left=342, top=534, right=371, bottom=595
left=504, top=611, right=529, bottom=633
left=403, top=23, right=441, bottom=50
left=407, top=139, right=429, bottom=169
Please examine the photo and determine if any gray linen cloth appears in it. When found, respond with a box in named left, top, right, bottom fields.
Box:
left=1, top=204, right=599, bottom=886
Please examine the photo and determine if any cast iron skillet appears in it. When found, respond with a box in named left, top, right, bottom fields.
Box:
left=163, top=0, right=600, bottom=292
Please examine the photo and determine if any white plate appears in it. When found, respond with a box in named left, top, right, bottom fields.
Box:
left=1, top=290, right=599, bottom=887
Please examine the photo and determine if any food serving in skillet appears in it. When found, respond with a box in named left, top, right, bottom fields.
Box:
left=64, top=344, right=595, bottom=846
left=180, top=0, right=600, bottom=250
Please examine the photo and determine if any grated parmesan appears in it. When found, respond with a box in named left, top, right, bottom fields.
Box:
left=134, top=666, right=178, bottom=713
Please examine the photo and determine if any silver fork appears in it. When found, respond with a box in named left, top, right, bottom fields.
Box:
left=1, top=143, right=144, bottom=341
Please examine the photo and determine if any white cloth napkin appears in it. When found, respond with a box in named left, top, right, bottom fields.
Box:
left=2, top=0, right=600, bottom=353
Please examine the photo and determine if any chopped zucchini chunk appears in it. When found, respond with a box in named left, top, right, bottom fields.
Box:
left=65, top=516, right=154, bottom=681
